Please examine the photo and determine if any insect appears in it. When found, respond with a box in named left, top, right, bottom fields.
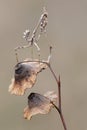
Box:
left=15, top=7, right=48, bottom=62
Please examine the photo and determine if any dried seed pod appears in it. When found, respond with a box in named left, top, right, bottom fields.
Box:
left=9, top=59, right=47, bottom=95
left=24, top=91, right=57, bottom=120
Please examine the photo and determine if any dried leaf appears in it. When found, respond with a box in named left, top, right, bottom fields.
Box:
left=24, top=91, right=57, bottom=120
left=9, top=59, right=47, bottom=95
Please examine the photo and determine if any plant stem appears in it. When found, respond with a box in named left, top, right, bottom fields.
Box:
left=48, top=64, right=67, bottom=130
left=48, top=64, right=61, bottom=109
left=59, top=111, right=67, bottom=130
left=51, top=101, right=67, bottom=130
left=58, top=75, right=61, bottom=111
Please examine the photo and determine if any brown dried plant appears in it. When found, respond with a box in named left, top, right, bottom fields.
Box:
left=24, top=91, right=57, bottom=120
left=9, top=59, right=48, bottom=95
left=9, top=7, right=67, bottom=130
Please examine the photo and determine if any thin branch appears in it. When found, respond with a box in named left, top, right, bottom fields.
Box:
left=51, top=101, right=60, bottom=114
left=58, top=75, right=61, bottom=110
left=51, top=101, right=67, bottom=130
left=47, top=64, right=61, bottom=108
left=59, top=112, right=67, bottom=130
left=51, top=102, right=67, bottom=130
left=47, top=64, right=67, bottom=130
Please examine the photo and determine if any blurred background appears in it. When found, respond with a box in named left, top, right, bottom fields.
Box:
left=0, top=0, right=87, bottom=130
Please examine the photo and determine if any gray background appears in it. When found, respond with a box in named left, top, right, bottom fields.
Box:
left=0, top=0, right=87, bottom=130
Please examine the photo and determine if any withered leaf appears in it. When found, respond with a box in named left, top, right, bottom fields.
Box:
left=24, top=91, right=57, bottom=120
left=9, top=59, right=47, bottom=95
